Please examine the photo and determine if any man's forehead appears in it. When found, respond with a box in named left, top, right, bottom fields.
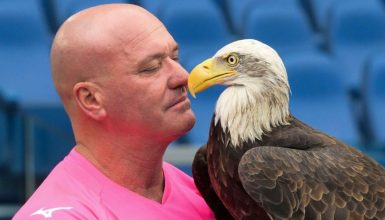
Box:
left=61, top=5, right=177, bottom=64
left=128, top=24, right=166, bottom=48
left=125, top=25, right=177, bottom=57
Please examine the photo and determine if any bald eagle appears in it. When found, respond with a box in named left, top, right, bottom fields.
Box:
left=188, top=39, right=385, bottom=220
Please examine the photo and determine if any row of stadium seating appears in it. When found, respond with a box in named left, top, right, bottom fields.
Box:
left=1, top=0, right=385, bottom=210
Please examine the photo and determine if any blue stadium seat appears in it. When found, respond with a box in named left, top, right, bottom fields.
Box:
left=0, top=2, right=51, bottom=47
left=158, top=0, right=234, bottom=71
left=52, top=0, right=128, bottom=29
left=52, top=0, right=79, bottom=28
left=364, top=52, right=385, bottom=148
left=225, top=0, right=255, bottom=34
left=0, top=0, right=55, bottom=103
left=286, top=52, right=360, bottom=146
left=139, top=0, right=165, bottom=15
left=226, top=0, right=299, bottom=35
left=306, top=0, right=337, bottom=31
left=243, top=4, right=319, bottom=60
left=327, top=0, right=385, bottom=88
left=140, top=0, right=219, bottom=17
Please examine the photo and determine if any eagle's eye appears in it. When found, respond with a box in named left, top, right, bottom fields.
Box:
left=226, top=54, right=239, bottom=67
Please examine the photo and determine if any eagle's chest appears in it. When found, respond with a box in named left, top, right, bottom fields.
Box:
left=206, top=125, right=270, bottom=219
left=207, top=124, right=247, bottom=184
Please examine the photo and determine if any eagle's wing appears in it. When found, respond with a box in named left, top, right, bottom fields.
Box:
left=192, top=145, right=234, bottom=220
left=238, top=145, right=385, bottom=220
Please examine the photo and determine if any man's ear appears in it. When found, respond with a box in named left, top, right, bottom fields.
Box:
left=73, top=82, right=106, bottom=120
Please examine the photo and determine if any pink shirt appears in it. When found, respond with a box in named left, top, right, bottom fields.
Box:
left=13, top=149, right=215, bottom=220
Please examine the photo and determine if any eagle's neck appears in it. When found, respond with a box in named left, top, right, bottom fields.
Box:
left=215, top=85, right=290, bottom=148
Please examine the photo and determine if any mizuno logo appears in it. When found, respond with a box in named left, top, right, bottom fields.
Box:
left=30, top=207, right=73, bottom=218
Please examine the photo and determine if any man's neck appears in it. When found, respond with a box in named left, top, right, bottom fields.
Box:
left=75, top=140, right=167, bottom=203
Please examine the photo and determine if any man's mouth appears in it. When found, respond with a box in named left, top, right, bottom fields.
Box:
left=170, top=96, right=187, bottom=107
left=168, top=94, right=191, bottom=110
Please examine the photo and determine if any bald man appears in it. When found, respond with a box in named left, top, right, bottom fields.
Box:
left=13, top=4, right=215, bottom=220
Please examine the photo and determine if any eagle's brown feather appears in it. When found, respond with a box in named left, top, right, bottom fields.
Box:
left=193, top=115, right=385, bottom=220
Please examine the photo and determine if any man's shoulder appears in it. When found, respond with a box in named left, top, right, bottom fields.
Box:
left=13, top=202, right=98, bottom=220
left=13, top=181, right=101, bottom=220
left=13, top=158, right=102, bottom=219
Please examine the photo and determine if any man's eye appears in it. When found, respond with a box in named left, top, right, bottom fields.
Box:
left=172, top=55, right=179, bottom=62
left=140, top=62, right=162, bottom=73
left=143, top=65, right=160, bottom=72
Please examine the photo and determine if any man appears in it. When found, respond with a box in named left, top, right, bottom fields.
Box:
left=13, top=4, right=214, bottom=219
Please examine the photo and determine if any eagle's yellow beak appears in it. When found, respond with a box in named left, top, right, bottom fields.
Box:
left=188, top=58, right=235, bottom=98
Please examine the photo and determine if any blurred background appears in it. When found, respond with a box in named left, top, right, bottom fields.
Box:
left=1, top=0, right=385, bottom=218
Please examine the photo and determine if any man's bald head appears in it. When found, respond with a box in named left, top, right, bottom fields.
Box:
left=51, top=4, right=164, bottom=110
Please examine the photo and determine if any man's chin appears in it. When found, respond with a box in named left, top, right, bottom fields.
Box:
left=184, top=111, right=196, bottom=132
left=174, top=116, right=195, bottom=139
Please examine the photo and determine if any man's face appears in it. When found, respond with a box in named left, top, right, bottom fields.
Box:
left=101, top=24, right=195, bottom=143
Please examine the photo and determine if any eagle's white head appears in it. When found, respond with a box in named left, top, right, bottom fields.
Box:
left=188, top=39, right=290, bottom=147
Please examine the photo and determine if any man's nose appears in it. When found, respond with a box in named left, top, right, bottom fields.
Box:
left=167, top=58, right=189, bottom=89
